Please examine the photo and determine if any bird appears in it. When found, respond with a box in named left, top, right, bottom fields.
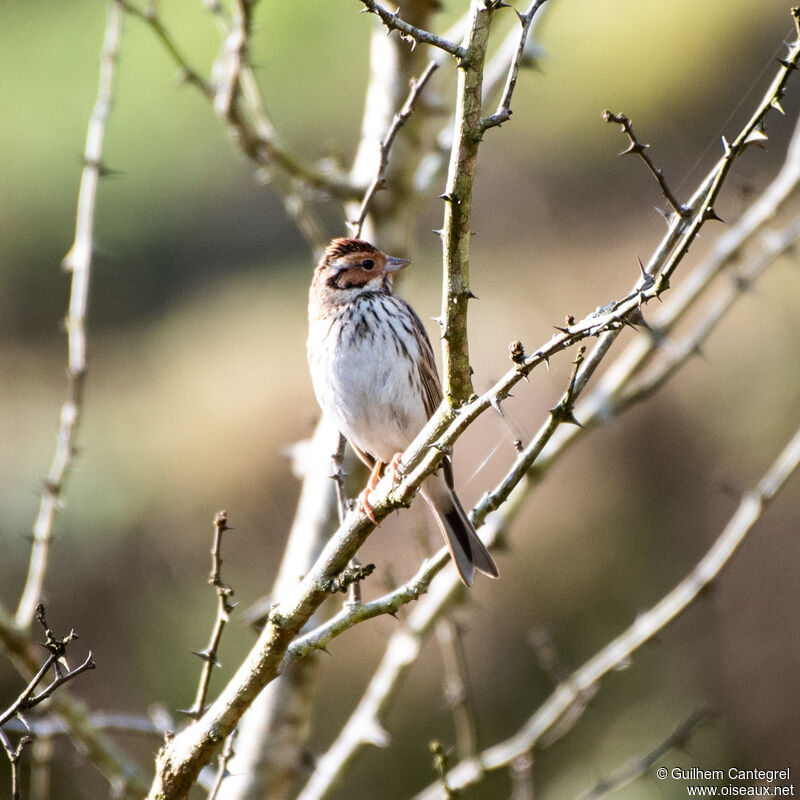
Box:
left=307, top=237, right=499, bottom=586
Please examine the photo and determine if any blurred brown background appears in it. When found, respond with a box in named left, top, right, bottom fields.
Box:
left=1, top=0, right=799, bottom=797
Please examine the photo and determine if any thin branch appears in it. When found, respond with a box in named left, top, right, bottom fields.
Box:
left=526, top=111, right=800, bottom=488
left=5, top=605, right=96, bottom=718
left=119, top=0, right=358, bottom=202
left=509, top=752, right=534, bottom=800
left=439, top=0, right=495, bottom=405
left=429, top=740, right=459, bottom=799
left=602, top=111, right=687, bottom=217
left=481, top=0, right=549, bottom=130
left=574, top=709, right=709, bottom=800
left=415, top=11, right=547, bottom=196
left=15, top=0, right=124, bottom=630
left=1, top=711, right=167, bottom=739
left=350, top=60, right=439, bottom=238
left=1, top=600, right=149, bottom=794
left=207, top=730, right=237, bottom=800
left=359, top=0, right=465, bottom=58
left=412, top=428, right=800, bottom=799
left=185, top=512, right=237, bottom=720
left=118, top=0, right=213, bottom=96
left=618, top=214, right=800, bottom=408
left=0, top=729, right=31, bottom=800
left=436, top=618, right=478, bottom=760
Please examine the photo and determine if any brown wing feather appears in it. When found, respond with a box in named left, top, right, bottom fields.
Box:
left=405, top=303, right=442, bottom=418
left=404, top=303, right=457, bottom=488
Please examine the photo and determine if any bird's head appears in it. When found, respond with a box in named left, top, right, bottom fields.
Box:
left=312, top=238, right=410, bottom=297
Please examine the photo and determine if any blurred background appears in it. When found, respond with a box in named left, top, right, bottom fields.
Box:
left=1, top=0, right=799, bottom=797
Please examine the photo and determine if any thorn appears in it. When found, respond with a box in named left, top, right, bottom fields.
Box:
left=432, top=228, right=445, bottom=237
left=636, top=256, right=655, bottom=289
left=721, top=135, right=732, bottom=156
left=549, top=404, right=583, bottom=427
left=625, top=307, right=651, bottom=330
left=619, top=141, right=647, bottom=157
left=490, top=395, right=505, bottom=416
left=776, top=57, right=797, bottom=70
left=771, top=97, right=786, bottom=115
left=744, top=128, right=769, bottom=147
left=654, top=206, right=672, bottom=223
left=464, top=289, right=479, bottom=300
left=192, top=649, right=221, bottom=667
left=703, top=207, right=725, bottom=223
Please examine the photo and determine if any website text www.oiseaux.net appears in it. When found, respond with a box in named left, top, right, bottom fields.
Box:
left=655, top=767, right=795, bottom=796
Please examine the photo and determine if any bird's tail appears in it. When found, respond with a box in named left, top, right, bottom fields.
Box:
left=420, top=474, right=499, bottom=587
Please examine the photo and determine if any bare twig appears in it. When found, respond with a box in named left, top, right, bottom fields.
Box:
left=429, top=740, right=459, bottom=799
left=413, top=428, right=800, bottom=799
left=525, top=112, right=800, bottom=491
left=603, top=111, right=687, bottom=217
left=1, top=605, right=95, bottom=799
left=207, top=730, right=237, bottom=800
left=350, top=60, right=439, bottom=238
left=118, top=0, right=213, bottom=96
left=359, top=0, right=465, bottom=58
left=618, top=214, right=800, bottom=408
left=0, top=730, right=31, bottom=800
left=0, top=604, right=148, bottom=794
left=120, top=0, right=358, bottom=202
left=509, top=752, right=534, bottom=800
left=214, top=417, right=340, bottom=800
left=574, top=710, right=709, bottom=800
left=481, top=0, right=549, bottom=130
left=16, top=0, right=124, bottom=630
left=436, top=619, right=478, bottom=760
left=185, top=512, right=237, bottom=720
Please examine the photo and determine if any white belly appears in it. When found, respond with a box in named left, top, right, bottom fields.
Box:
left=308, top=301, right=430, bottom=463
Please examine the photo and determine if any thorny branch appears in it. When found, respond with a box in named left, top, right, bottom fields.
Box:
left=185, top=512, right=237, bottom=720
left=602, top=110, right=687, bottom=217
left=1, top=605, right=95, bottom=795
left=350, top=60, right=440, bottom=238
left=358, top=0, right=465, bottom=58
left=481, top=0, right=549, bottom=130
left=0, top=730, right=30, bottom=800
left=294, top=32, right=800, bottom=797
left=438, top=0, right=495, bottom=406
left=413, top=427, right=800, bottom=799
left=16, top=0, right=124, bottom=630
left=436, top=618, right=478, bottom=760
left=119, top=0, right=358, bottom=204
left=207, top=730, right=237, bottom=800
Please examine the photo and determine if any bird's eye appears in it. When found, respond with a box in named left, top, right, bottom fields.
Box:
left=362, top=258, right=375, bottom=271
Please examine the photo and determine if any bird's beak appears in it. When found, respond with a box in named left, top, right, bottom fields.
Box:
left=384, top=255, right=410, bottom=273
